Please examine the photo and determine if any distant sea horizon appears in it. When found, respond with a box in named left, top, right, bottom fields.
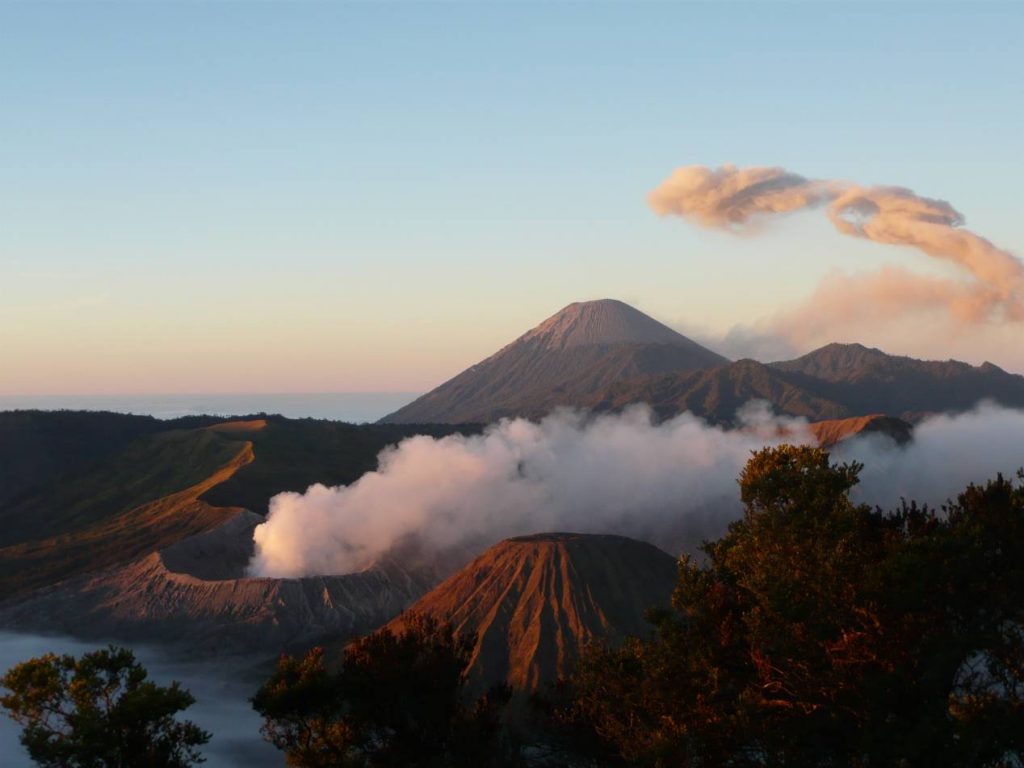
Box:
left=0, top=392, right=421, bottom=424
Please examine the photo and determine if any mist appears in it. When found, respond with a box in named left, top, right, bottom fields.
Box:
left=249, top=403, right=1024, bottom=579
left=842, top=403, right=1024, bottom=507
left=0, top=632, right=280, bottom=768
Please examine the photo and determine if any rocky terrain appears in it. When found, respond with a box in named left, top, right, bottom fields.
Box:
left=4, top=298, right=1022, bottom=664
left=0, top=415, right=470, bottom=601
left=386, top=532, right=678, bottom=695
left=0, top=510, right=437, bottom=655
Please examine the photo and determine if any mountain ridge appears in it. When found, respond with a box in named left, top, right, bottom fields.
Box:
left=584, top=347, right=1024, bottom=425
left=383, top=299, right=1024, bottom=425
left=0, top=510, right=435, bottom=654
left=380, top=300, right=728, bottom=424
left=0, top=414, right=471, bottom=601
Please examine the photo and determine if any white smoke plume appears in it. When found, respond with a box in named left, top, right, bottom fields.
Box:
left=249, top=403, right=1024, bottom=578
left=649, top=165, right=1024, bottom=343
left=841, top=403, right=1024, bottom=507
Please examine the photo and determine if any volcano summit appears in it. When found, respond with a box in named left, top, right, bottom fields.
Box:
left=383, top=299, right=1024, bottom=426
left=380, top=299, right=728, bottom=424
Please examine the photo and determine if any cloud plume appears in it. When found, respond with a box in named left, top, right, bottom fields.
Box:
left=249, top=403, right=1024, bottom=578
left=649, top=165, right=1024, bottom=339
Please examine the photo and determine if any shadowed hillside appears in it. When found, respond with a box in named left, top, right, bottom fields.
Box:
left=0, top=412, right=472, bottom=602
left=0, top=410, right=165, bottom=507
left=0, top=426, right=255, bottom=599
left=199, top=418, right=472, bottom=513
left=0, top=425, right=250, bottom=548
left=1, top=510, right=435, bottom=654
left=583, top=345, right=1024, bottom=425
left=768, top=342, right=1024, bottom=418
left=582, top=359, right=850, bottom=425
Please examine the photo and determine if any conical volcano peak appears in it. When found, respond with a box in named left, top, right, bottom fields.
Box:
left=379, top=298, right=728, bottom=424
left=520, top=299, right=692, bottom=351
left=386, top=532, right=677, bottom=694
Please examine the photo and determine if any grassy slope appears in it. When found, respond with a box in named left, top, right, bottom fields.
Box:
left=0, top=409, right=262, bottom=509
left=0, top=426, right=249, bottom=548
left=0, top=410, right=164, bottom=507
left=0, top=413, right=473, bottom=601
left=0, top=427, right=255, bottom=599
left=200, top=419, right=473, bottom=513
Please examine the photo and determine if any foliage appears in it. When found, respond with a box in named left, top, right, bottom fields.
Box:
left=557, top=445, right=1024, bottom=767
left=252, top=612, right=517, bottom=768
left=0, top=645, right=210, bottom=768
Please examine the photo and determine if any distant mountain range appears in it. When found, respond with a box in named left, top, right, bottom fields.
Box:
left=381, top=299, right=1024, bottom=425
left=380, top=299, right=727, bottom=424
left=4, top=297, right=1024, bottom=666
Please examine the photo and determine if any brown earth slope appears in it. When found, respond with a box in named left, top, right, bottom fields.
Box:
left=0, top=425, right=257, bottom=599
left=0, top=510, right=435, bottom=654
left=387, top=533, right=678, bottom=695
left=582, top=359, right=850, bottom=425
left=809, top=414, right=913, bottom=448
left=0, top=415, right=472, bottom=601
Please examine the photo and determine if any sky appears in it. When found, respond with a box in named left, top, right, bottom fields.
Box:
left=2, top=1, right=1023, bottom=395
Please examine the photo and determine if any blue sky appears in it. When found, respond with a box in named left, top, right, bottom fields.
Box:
left=2, top=2, right=1022, bottom=393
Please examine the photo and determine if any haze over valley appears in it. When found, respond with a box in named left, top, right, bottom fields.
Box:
left=2, top=3, right=1023, bottom=766
left=4, top=298, right=1024, bottom=641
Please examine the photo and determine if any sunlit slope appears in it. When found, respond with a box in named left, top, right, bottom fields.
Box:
left=0, top=414, right=473, bottom=601
left=0, top=425, right=256, bottom=598
left=0, top=510, right=435, bottom=653
left=387, top=533, right=677, bottom=695
left=808, top=414, right=913, bottom=448
left=0, top=424, right=256, bottom=548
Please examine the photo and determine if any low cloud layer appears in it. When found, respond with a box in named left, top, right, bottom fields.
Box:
left=649, top=165, right=1024, bottom=358
left=845, top=404, right=1024, bottom=508
left=249, top=403, right=1024, bottom=578
left=0, top=632, right=278, bottom=768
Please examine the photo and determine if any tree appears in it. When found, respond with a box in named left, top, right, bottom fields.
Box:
left=253, top=612, right=517, bottom=768
left=0, top=645, right=210, bottom=768
left=558, top=446, right=1024, bottom=767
